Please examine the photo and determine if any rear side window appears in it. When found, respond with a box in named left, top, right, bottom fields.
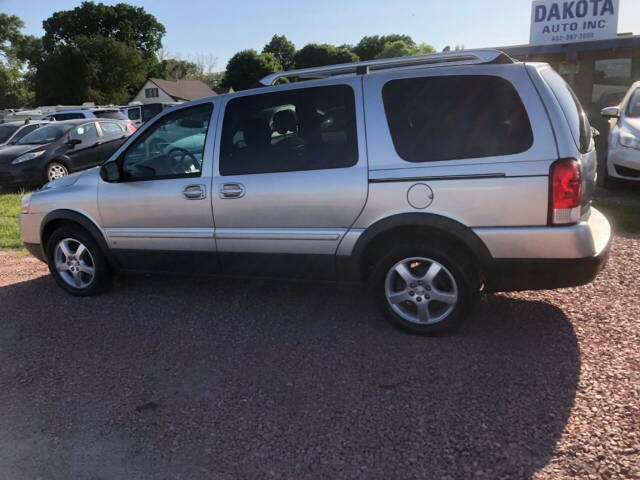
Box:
left=220, top=85, right=358, bottom=176
left=93, top=110, right=127, bottom=120
left=54, top=113, right=85, bottom=120
left=127, top=108, right=141, bottom=121
left=99, top=121, right=124, bottom=135
left=382, top=75, right=533, bottom=163
left=540, top=69, right=591, bottom=153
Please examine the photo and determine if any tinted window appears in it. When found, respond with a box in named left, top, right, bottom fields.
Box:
left=220, top=85, right=358, bottom=176
left=94, top=110, right=127, bottom=120
left=626, top=88, right=640, bottom=118
left=54, top=113, right=85, bottom=120
left=121, top=103, right=213, bottom=181
left=69, top=123, right=99, bottom=142
left=541, top=68, right=591, bottom=153
left=17, top=124, right=71, bottom=144
left=127, top=108, right=141, bottom=121
left=100, top=122, right=124, bottom=135
left=12, top=124, right=40, bottom=141
left=0, top=125, right=19, bottom=143
left=382, top=75, right=533, bottom=163
left=142, top=104, right=163, bottom=121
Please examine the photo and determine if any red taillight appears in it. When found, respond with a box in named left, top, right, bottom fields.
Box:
left=128, top=120, right=136, bottom=132
left=549, top=158, right=581, bottom=225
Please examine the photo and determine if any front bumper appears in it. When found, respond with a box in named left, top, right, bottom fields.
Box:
left=477, top=208, right=612, bottom=292
left=607, top=144, right=640, bottom=181
left=0, top=161, right=44, bottom=186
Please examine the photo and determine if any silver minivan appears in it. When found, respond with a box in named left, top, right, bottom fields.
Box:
left=19, top=50, right=611, bottom=334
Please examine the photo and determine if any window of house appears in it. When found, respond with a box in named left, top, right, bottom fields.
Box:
left=220, top=85, right=358, bottom=176
left=145, top=87, right=159, bottom=98
left=382, top=75, right=533, bottom=163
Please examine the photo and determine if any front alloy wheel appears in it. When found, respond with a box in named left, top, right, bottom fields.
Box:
left=46, top=225, right=111, bottom=296
left=54, top=238, right=96, bottom=289
left=46, top=162, right=68, bottom=182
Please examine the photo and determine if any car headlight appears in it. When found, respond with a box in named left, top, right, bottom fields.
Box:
left=11, top=150, right=45, bottom=165
left=21, top=193, right=32, bottom=214
left=619, top=131, right=640, bottom=151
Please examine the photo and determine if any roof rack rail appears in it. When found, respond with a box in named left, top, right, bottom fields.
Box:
left=259, top=49, right=512, bottom=86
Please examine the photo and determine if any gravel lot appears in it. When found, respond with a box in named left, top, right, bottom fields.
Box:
left=0, top=237, right=638, bottom=479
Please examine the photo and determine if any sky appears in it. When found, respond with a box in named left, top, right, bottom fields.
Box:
left=2, top=0, right=640, bottom=70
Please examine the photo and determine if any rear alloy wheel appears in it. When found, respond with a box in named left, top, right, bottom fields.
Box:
left=371, top=244, right=476, bottom=334
left=46, top=225, right=111, bottom=296
left=385, top=257, right=458, bottom=325
left=46, top=162, right=68, bottom=182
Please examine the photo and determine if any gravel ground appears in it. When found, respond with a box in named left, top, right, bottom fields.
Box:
left=0, top=237, right=638, bottom=479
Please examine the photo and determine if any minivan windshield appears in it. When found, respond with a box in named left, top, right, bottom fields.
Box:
left=626, top=88, right=640, bottom=118
left=93, top=110, right=127, bottom=120
left=0, top=125, right=19, bottom=143
left=17, top=124, right=71, bottom=145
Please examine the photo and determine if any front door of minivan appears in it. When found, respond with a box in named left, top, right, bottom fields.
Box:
left=97, top=102, right=218, bottom=273
left=212, top=78, right=368, bottom=278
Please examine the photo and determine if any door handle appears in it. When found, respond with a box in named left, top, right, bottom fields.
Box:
left=182, top=184, right=206, bottom=200
left=219, top=183, right=245, bottom=199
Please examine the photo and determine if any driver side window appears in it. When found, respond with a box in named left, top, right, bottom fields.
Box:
left=121, top=103, right=213, bottom=181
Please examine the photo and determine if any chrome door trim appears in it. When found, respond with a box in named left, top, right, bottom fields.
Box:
left=215, top=228, right=343, bottom=241
left=105, top=228, right=214, bottom=239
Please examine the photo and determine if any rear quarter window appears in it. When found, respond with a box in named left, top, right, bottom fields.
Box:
left=540, top=68, right=591, bottom=153
left=382, top=75, right=533, bottom=163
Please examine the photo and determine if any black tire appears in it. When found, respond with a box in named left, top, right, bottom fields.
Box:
left=45, top=225, right=112, bottom=296
left=370, top=242, right=478, bottom=335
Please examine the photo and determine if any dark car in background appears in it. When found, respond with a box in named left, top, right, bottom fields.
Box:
left=0, top=119, right=133, bottom=187
left=0, top=120, right=52, bottom=149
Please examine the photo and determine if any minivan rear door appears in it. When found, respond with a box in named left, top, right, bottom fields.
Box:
left=211, top=77, right=368, bottom=278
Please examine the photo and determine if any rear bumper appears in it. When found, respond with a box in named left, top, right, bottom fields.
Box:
left=480, top=208, right=612, bottom=292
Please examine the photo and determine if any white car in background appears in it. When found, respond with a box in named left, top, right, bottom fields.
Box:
left=601, top=81, right=640, bottom=186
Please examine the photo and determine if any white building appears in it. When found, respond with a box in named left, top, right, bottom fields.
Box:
left=131, top=78, right=216, bottom=104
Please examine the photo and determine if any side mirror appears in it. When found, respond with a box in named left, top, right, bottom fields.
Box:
left=100, top=162, right=121, bottom=182
left=67, top=137, right=82, bottom=147
left=600, top=106, right=620, bottom=118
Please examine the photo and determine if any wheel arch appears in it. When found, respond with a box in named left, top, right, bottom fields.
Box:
left=40, top=209, right=119, bottom=270
left=342, top=213, right=493, bottom=283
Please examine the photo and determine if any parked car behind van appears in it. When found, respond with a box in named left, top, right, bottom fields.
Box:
left=120, top=102, right=181, bottom=128
left=601, top=81, right=640, bottom=186
left=19, top=50, right=611, bottom=334
left=41, top=108, right=137, bottom=132
left=0, top=120, right=51, bottom=148
left=0, top=119, right=133, bottom=187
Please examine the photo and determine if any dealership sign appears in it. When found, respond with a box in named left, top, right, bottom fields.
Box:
left=530, top=0, right=619, bottom=45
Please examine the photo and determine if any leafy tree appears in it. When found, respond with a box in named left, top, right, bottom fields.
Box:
left=30, top=2, right=165, bottom=104
left=293, top=44, right=358, bottom=69
left=0, top=14, right=35, bottom=108
left=224, top=50, right=281, bottom=90
left=33, top=36, right=146, bottom=105
left=352, top=35, right=385, bottom=61
left=353, top=34, right=418, bottom=60
left=263, top=34, right=295, bottom=70
left=41, top=2, right=164, bottom=59
left=375, top=40, right=435, bottom=59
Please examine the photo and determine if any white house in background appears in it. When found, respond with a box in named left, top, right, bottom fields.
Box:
left=132, top=78, right=216, bottom=104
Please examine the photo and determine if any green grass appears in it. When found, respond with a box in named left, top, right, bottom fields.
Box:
left=0, top=191, right=24, bottom=249
left=593, top=186, right=640, bottom=235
